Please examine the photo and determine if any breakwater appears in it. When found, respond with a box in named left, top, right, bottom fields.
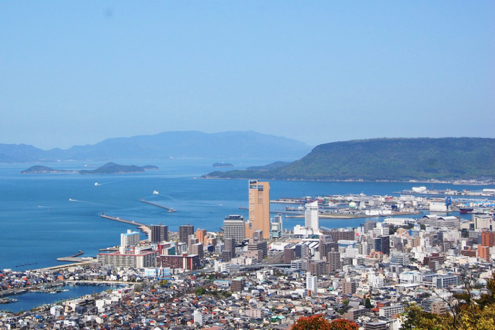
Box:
left=57, top=250, right=84, bottom=262
left=100, top=214, right=150, bottom=236
left=141, top=199, right=176, bottom=212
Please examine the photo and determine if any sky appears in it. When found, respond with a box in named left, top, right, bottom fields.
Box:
left=1, top=1, right=494, bottom=150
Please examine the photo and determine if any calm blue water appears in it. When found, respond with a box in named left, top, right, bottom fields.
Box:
left=1, top=158, right=493, bottom=271
left=4, top=285, right=117, bottom=313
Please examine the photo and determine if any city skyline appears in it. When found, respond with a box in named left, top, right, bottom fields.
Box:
left=1, top=1, right=494, bottom=149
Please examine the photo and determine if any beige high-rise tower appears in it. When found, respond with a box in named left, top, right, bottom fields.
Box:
left=245, top=180, right=270, bottom=239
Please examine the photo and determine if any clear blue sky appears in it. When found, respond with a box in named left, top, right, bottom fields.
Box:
left=1, top=1, right=494, bottom=150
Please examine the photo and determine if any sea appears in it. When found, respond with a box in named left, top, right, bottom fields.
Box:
left=1, top=158, right=494, bottom=312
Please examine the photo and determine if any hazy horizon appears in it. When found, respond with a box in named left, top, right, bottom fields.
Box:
left=1, top=1, right=494, bottom=149
left=4, top=130, right=495, bottom=152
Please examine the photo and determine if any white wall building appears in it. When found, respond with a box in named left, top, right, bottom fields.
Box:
left=194, top=310, right=204, bottom=325
left=305, top=201, right=319, bottom=232
left=120, top=229, right=140, bottom=254
left=306, top=274, right=317, bottom=294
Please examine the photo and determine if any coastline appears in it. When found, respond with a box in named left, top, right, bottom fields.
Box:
left=286, top=211, right=422, bottom=219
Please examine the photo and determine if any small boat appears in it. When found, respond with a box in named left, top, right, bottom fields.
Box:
left=95, top=182, right=100, bottom=186
left=153, top=190, right=159, bottom=195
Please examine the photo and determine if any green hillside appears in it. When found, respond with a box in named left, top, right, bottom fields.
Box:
left=204, top=138, right=495, bottom=181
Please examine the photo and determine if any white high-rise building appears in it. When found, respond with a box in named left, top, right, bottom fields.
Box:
left=306, top=274, right=317, bottom=294
left=305, top=201, right=319, bottom=232
left=194, top=310, right=204, bottom=325
left=120, top=230, right=140, bottom=253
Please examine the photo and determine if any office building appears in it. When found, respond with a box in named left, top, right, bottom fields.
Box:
left=196, top=228, right=207, bottom=246
left=308, top=260, right=326, bottom=276
left=156, top=254, right=200, bottom=271
left=284, top=247, right=296, bottom=263
left=248, top=239, right=268, bottom=258
left=190, top=243, right=204, bottom=259
left=343, top=281, right=358, bottom=295
left=231, top=277, right=245, bottom=292
left=179, top=224, right=194, bottom=244
left=224, top=237, right=235, bottom=253
left=482, top=231, right=495, bottom=247
left=274, top=213, right=283, bottom=233
left=224, top=215, right=245, bottom=243
left=364, top=221, right=377, bottom=234
left=306, top=274, right=317, bottom=294
left=305, top=201, right=319, bottom=232
left=150, top=224, right=168, bottom=243
left=327, top=249, right=342, bottom=272
left=245, top=180, right=270, bottom=239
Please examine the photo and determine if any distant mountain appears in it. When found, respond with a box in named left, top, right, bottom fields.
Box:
left=204, top=138, right=495, bottom=181
left=0, top=131, right=311, bottom=163
left=0, top=144, right=55, bottom=163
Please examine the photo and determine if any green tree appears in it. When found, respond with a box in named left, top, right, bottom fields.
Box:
left=195, top=287, right=205, bottom=296
left=401, top=273, right=495, bottom=330
left=365, top=297, right=373, bottom=309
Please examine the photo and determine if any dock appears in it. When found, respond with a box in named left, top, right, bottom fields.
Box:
left=142, top=199, right=176, bottom=212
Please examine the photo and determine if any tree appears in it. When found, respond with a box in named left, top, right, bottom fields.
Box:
left=292, top=315, right=358, bottom=330
left=195, top=287, right=205, bottom=296
left=292, top=314, right=331, bottom=330
left=401, top=272, right=495, bottom=330
left=328, top=319, right=359, bottom=330
left=365, top=297, right=373, bottom=309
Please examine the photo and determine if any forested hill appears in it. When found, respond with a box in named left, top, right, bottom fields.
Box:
left=204, top=138, right=495, bottom=181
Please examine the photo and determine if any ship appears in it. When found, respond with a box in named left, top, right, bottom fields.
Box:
left=459, top=207, right=473, bottom=214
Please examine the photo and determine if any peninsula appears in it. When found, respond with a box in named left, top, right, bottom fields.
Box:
left=204, top=137, right=495, bottom=182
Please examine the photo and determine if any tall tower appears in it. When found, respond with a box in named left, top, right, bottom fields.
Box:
left=246, top=180, right=270, bottom=239
left=305, top=201, right=319, bottom=232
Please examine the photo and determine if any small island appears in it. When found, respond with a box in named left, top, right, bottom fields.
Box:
left=22, top=163, right=158, bottom=175
left=79, top=162, right=158, bottom=175
left=21, top=166, right=76, bottom=174
left=212, top=162, right=234, bottom=168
